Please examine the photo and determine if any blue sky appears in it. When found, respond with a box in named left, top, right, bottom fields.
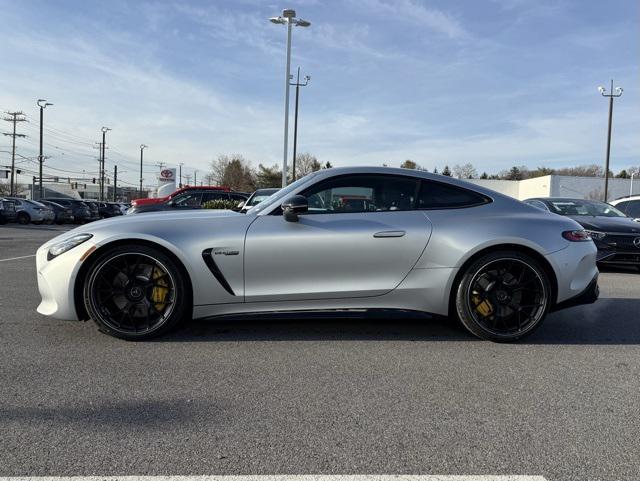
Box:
left=0, top=0, right=638, bottom=187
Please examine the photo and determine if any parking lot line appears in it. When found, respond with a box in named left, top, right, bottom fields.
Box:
left=0, top=254, right=36, bottom=263
left=0, top=476, right=548, bottom=481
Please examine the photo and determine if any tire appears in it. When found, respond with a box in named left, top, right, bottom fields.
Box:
left=83, top=244, right=190, bottom=340
left=17, top=212, right=30, bottom=225
left=455, top=250, right=551, bottom=342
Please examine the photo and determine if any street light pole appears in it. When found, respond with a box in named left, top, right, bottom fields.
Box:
left=598, top=80, right=623, bottom=202
left=270, top=9, right=311, bottom=187
left=179, top=162, right=184, bottom=188
left=37, top=99, right=53, bottom=199
left=139, top=144, right=147, bottom=197
left=290, top=67, right=310, bottom=181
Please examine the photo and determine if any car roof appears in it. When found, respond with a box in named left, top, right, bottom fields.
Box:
left=611, top=195, right=640, bottom=203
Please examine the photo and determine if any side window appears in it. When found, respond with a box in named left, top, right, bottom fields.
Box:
left=230, top=193, right=247, bottom=202
left=416, top=181, right=489, bottom=209
left=625, top=201, right=640, bottom=218
left=173, top=192, right=203, bottom=206
left=301, top=175, right=419, bottom=214
left=202, top=192, right=229, bottom=203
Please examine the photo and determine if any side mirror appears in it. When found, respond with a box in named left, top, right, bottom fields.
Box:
left=237, top=201, right=245, bottom=209
left=281, top=195, right=308, bottom=222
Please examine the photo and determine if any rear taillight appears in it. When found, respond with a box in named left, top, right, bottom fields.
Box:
left=562, top=230, right=591, bottom=242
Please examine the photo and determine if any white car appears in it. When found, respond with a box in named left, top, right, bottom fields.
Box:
left=610, top=195, right=640, bottom=221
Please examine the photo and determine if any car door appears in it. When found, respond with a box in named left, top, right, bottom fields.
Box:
left=244, top=174, right=433, bottom=302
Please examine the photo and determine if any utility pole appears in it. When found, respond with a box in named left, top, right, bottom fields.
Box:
left=113, top=165, right=118, bottom=201
left=37, top=100, right=53, bottom=199
left=290, top=67, right=310, bottom=181
left=598, top=80, right=623, bottom=202
left=179, top=162, right=184, bottom=188
left=194, top=170, right=197, bottom=186
left=97, top=127, right=111, bottom=201
left=95, top=142, right=104, bottom=199
left=3, top=111, right=27, bottom=196
left=139, top=144, right=147, bottom=197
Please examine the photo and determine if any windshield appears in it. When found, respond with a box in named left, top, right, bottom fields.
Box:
left=250, top=171, right=323, bottom=214
left=549, top=199, right=627, bottom=217
left=248, top=193, right=275, bottom=207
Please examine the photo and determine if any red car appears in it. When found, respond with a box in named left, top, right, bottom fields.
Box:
left=131, top=186, right=231, bottom=207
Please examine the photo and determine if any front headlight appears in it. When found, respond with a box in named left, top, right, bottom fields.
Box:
left=47, top=233, right=93, bottom=260
left=585, top=230, right=606, bottom=241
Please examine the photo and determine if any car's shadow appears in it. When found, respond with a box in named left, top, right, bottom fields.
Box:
left=156, top=296, right=640, bottom=345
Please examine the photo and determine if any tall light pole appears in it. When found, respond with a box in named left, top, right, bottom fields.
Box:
left=598, top=80, right=623, bottom=202
left=139, top=144, right=147, bottom=197
left=100, top=127, right=111, bottom=201
left=37, top=99, right=53, bottom=199
left=269, top=9, right=311, bottom=187
left=179, top=162, right=184, bottom=188
left=290, top=67, right=310, bottom=181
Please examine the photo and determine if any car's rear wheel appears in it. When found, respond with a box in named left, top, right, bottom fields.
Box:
left=455, top=251, right=551, bottom=342
left=83, top=245, right=189, bottom=340
left=17, top=212, right=30, bottom=225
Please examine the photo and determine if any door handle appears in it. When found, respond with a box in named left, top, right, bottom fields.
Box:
left=373, top=230, right=406, bottom=238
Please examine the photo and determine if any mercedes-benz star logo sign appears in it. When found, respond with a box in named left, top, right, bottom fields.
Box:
left=634, top=237, right=640, bottom=248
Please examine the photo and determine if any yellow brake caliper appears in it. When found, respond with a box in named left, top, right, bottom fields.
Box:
left=472, top=293, right=494, bottom=318
left=151, top=267, right=170, bottom=312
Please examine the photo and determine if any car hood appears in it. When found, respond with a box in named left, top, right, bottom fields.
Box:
left=40, top=209, right=248, bottom=250
left=568, top=215, right=640, bottom=233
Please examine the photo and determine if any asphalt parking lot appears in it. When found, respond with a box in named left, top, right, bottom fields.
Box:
left=1, top=225, right=639, bottom=481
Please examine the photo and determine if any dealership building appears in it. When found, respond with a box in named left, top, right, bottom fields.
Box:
left=466, top=175, right=638, bottom=202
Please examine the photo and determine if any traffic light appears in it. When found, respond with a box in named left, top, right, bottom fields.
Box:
left=92, top=178, right=96, bottom=184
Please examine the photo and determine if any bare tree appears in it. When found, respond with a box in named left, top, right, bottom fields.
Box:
left=452, top=163, right=477, bottom=179
left=295, top=153, right=321, bottom=178
left=0, top=182, right=25, bottom=196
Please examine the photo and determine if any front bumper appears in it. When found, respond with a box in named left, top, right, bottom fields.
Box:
left=35, top=241, right=91, bottom=320
left=596, top=250, right=640, bottom=266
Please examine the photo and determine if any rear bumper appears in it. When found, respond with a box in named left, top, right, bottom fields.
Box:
left=551, top=274, right=599, bottom=311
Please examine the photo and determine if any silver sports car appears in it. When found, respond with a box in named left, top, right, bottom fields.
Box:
left=36, top=167, right=599, bottom=342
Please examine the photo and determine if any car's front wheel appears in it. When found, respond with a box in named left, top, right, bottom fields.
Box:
left=17, top=212, right=30, bottom=225
left=83, top=244, right=190, bottom=340
left=455, top=250, right=551, bottom=342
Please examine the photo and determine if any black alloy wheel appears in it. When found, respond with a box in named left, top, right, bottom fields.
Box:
left=455, top=251, right=550, bottom=342
left=84, top=245, right=189, bottom=340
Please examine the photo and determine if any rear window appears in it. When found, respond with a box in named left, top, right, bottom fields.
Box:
left=416, top=181, right=490, bottom=209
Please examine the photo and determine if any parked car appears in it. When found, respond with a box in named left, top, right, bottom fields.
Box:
left=36, top=166, right=598, bottom=342
left=114, top=202, right=130, bottom=215
left=525, top=197, right=640, bottom=270
left=130, top=186, right=232, bottom=208
left=239, top=188, right=279, bottom=213
left=42, top=198, right=92, bottom=223
left=94, top=201, right=123, bottom=218
left=78, top=200, right=100, bottom=221
left=0, top=198, right=18, bottom=224
left=39, top=200, right=75, bottom=224
left=128, top=188, right=248, bottom=214
left=610, top=194, right=640, bottom=220
left=6, top=197, right=55, bottom=225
